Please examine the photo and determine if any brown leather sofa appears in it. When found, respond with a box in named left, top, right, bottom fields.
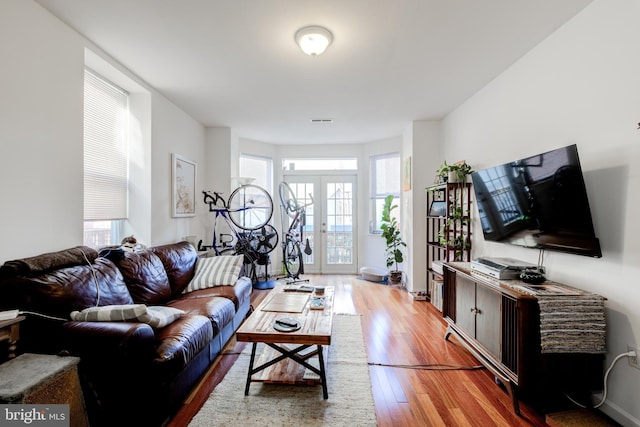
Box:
left=0, top=241, right=252, bottom=426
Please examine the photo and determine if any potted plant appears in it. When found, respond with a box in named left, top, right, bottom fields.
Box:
left=435, top=160, right=473, bottom=184
left=435, top=160, right=451, bottom=183
left=448, top=161, right=473, bottom=183
left=380, top=194, right=406, bottom=284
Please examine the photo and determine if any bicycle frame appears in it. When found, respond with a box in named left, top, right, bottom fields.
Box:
left=199, top=190, right=256, bottom=257
left=279, top=182, right=314, bottom=280
left=286, top=207, right=305, bottom=244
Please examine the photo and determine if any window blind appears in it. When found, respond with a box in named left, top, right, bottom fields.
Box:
left=84, top=69, right=129, bottom=221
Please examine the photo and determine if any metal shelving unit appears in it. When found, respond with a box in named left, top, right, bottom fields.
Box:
left=426, top=182, right=472, bottom=310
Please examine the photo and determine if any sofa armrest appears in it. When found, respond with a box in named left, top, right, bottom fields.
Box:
left=60, top=321, right=156, bottom=362
left=234, top=276, right=253, bottom=305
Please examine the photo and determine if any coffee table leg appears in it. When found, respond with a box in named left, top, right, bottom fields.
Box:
left=317, top=344, right=328, bottom=399
left=245, top=342, right=258, bottom=395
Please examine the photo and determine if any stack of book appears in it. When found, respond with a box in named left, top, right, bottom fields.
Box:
left=431, top=278, right=444, bottom=312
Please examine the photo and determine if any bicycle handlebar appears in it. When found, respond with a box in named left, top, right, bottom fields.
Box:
left=295, top=194, right=314, bottom=211
left=203, top=190, right=227, bottom=210
left=292, top=194, right=314, bottom=209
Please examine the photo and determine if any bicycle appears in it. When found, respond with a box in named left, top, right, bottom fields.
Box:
left=278, top=181, right=313, bottom=281
left=197, top=184, right=276, bottom=263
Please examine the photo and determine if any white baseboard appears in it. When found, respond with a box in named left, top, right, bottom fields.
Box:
left=598, top=400, right=640, bottom=427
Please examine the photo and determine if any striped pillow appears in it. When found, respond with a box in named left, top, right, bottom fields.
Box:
left=70, top=304, right=184, bottom=328
left=183, top=255, right=243, bottom=293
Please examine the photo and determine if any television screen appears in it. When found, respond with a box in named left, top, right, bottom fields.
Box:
left=471, top=144, right=602, bottom=258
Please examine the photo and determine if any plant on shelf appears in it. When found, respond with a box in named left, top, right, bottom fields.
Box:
left=435, top=160, right=473, bottom=184
left=435, top=161, right=451, bottom=183
left=449, top=235, right=471, bottom=261
left=380, top=194, right=406, bottom=284
left=435, top=230, right=470, bottom=261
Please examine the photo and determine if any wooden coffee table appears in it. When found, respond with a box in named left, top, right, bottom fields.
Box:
left=236, top=284, right=334, bottom=398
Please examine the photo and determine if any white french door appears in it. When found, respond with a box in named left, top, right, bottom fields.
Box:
left=281, top=174, right=357, bottom=274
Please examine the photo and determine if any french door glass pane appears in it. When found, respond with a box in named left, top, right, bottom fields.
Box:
left=288, top=182, right=314, bottom=265
left=326, top=182, right=353, bottom=265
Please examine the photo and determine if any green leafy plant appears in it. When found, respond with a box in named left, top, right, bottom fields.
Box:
left=435, top=160, right=473, bottom=183
left=449, top=161, right=473, bottom=182
left=435, top=160, right=451, bottom=183
left=380, top=194, right=406, bottom=272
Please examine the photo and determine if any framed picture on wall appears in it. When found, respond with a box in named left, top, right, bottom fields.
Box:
left=172, top=153, right=197, bottom=217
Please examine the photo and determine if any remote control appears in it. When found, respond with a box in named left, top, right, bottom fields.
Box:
left=276, top=318, right=298, bottom=328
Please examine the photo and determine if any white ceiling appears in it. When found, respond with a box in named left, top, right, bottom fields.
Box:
left=36, top=0, right=593, bottom=145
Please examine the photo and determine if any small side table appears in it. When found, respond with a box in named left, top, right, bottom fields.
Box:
left=0, top=315, right=25, bottom=360
left=0, top=353, right=89, bottom=427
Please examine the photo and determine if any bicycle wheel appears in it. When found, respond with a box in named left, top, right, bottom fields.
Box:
left=228, top=184, right=273, bottom=230
left=283, top=239, right=303, bottom=278
left=278, top=181, right=299, bottom=218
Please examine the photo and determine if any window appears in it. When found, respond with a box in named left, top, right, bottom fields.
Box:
left=369, top=153, right=400, bottom=234
left=83, top=69, right=129, bottom=248
left=239, top=154, right=273, bottom=194
left=282, top=158, right=357, bottom=171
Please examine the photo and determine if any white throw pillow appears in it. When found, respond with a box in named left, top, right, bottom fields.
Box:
left=70, top=304, right=184, bottom=328
left=183, top=255, right=243, bottom=293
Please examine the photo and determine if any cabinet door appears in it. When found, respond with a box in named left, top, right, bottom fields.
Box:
left=454, top=274, right=476, bottom=335
left=475, top=284, right=502, bottom=357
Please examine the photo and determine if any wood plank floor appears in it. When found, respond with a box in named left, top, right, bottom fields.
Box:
left=166, top=275, right=549, bottom=426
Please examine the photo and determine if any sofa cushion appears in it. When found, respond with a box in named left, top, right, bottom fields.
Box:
left=168, top=296, right=236, bottom=336
left=151, top=241, right=198, bottom=296
left=183, top=255, right=243, bottom=293
left=113, top=251, right=172, bottom=305
left=0, top=258, right=134, bottom=319
left=153, top=314, right=213, bottom=372
left=0, top=246, right=99, bottom=278
left=176, top=276, right=252, bottom=311
left=70, top=304, right=185, bottom=328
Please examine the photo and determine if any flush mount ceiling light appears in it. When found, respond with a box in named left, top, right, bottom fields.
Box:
left=295, top=26, right=333, bottom=56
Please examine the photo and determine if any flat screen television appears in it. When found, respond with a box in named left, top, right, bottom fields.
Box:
left=471, top=144, right=602, bottom=258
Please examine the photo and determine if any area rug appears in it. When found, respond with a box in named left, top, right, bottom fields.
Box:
left=189, top=314, right=377, bottom=426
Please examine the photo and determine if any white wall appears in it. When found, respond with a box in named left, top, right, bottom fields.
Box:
left=0, top=0, right=208, bottom=262
left=0, top=0, right=84, bottom=261
left=150, top=95, right=206, bottom=246
left=442, top=0, right=640, bottom=424
left=404, top=121, right=442, bottom=292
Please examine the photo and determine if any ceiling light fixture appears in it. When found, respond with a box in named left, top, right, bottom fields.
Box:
left=295, top=26, right=333, bottom=56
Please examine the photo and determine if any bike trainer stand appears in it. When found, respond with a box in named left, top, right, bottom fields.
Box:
left=253, top=254, right=278, bottom=290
